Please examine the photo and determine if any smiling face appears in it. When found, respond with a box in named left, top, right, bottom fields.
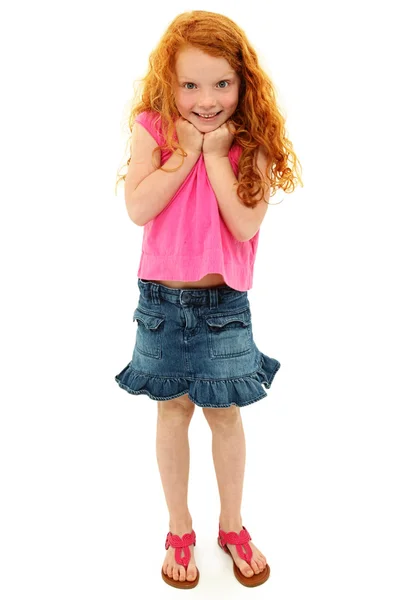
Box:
left=173, top=46, right=240, bottom=132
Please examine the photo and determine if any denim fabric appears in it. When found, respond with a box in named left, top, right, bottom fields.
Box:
left=115, top=279, right=281, bottom=408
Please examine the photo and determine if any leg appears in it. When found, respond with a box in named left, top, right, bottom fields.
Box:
left=157, top=394, right=198, bottom=582
left=203, top=406, right=268, bottom=578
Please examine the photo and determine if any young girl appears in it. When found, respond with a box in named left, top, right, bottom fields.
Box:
left=115, top=10, right=302, bottom=589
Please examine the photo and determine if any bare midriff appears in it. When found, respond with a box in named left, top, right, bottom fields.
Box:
left=142, top=272, right=227, bottom=289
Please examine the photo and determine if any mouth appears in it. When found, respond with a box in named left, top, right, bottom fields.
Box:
left=193, top=111, right=222, bottom=121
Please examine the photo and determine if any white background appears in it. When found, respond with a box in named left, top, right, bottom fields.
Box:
left=1, top=0, right=399, bottom=598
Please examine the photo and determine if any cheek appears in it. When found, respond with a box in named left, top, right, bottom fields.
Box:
left=223, top=91, right=239, bottom=110
left=175, top=92, right=193, bottom=112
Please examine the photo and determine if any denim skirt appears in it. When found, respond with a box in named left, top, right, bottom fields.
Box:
left=115, top=279, right=281, bottom=408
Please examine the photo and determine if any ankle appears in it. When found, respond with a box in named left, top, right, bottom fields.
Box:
left=169, top=515, right=193, bottom=536
left=219, top=515, right=243, bottom=533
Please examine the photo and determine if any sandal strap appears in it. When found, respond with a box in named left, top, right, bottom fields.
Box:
left=219, top=525, right=253, bottom=563
left=165, top=530, right=196, bottom=568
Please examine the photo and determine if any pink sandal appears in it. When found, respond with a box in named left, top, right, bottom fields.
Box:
left=161, top=530, right=200, bottom=589
left=218, top=525, right=270, bottom=587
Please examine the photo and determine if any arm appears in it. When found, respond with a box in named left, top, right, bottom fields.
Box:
left=203, top=147, right=270, bottom=242
left=125, top=123, right=200, bottom=226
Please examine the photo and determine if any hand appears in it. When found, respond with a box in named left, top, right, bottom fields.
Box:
left=175, top=117, right=204, bottom=156
left=202, top=121, right=236, bottom=159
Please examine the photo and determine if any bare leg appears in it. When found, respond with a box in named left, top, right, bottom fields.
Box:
left=203, top=405, right=268, bottom=578
left=157, top=394, right=197, bottom=582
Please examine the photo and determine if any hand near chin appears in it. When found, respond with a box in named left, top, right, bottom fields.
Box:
left=175, top=117, right=204, bottom=156
left=202, top=121, right=236, bottom=159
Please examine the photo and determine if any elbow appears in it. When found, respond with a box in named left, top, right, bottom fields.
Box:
left=129, top=210, right=145, bottom=227
left=125, top=190, right=145, bottom=226
left=238, top=228, right=258, bottom=243
left=128, top=207, right=150, bottom=227
left=228, top=226, right=248, bottom=243
left=126, top=206, right=142, bottom=226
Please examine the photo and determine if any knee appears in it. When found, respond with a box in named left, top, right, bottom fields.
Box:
left=157, top=393, right=195, bottom=424
left=202, top=405, right=241, bottom=430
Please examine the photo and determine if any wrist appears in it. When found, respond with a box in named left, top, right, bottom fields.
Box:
left=184, top=148, right=202, bottom=161
left=203, top=153, right=229, bottom=162
left=173, top=148, right=201, bottom=162
left=190, top=148, right=203, bottom=159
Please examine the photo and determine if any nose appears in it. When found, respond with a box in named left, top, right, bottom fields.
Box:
left=197, top=90, right=217, bottom=110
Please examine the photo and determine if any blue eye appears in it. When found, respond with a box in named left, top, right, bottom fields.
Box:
left=183, top=81, right=229, bottom=89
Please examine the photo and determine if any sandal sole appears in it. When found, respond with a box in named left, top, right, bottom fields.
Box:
left=218, top=538, right=270, bottom=587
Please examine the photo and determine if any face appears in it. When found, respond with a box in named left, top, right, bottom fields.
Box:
left=173, top=46, right=240, bottom=132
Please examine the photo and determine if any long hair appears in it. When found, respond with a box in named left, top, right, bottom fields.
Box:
left=115, top=10, right=303, bottom=207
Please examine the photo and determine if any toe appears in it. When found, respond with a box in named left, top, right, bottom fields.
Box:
left=167, top=564, right=174, bottom=578
left=250, top=558, right=260, bottom=574
left=172, top=566, right=180, bottom=581
left=240, top=561, right=254, bottom=577
left=179, top=566, right=186, bottom=581
left=187, top=565, right=197, bottom=581
left=255, top=557, right=265, bottom=571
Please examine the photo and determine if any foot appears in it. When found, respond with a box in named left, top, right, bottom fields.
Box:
left=162, top=524, right=198, bottom=583
left=220, top=522, right=268, bottom=578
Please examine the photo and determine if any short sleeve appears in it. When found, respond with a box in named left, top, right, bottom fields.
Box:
left=135, top=111, right=164, bottom=146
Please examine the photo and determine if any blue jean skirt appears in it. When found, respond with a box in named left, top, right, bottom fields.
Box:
left=115, top=279, right=281, bottom=408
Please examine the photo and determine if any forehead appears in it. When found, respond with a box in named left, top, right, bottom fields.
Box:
left=175, top=46, right=236, bottom=79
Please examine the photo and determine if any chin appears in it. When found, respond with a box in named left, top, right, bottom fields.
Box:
left=196, top=122, right=220, bottom=133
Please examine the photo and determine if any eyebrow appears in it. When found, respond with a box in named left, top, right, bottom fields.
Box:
left=177, top=72, right=236, bottom=80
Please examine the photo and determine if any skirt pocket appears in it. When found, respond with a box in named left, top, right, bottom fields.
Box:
left=133, top=307, right=166, bottom=359
left=205, top=308, right=252, bottom=359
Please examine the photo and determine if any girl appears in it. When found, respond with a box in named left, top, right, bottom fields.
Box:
left=115, top=10, right=302, bottom=589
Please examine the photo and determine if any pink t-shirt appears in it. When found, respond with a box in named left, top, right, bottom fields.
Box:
left=134, top=110, right=260, bottom=291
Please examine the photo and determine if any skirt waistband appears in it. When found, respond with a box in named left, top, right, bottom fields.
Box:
left=137, top=278, right=247, bottom=309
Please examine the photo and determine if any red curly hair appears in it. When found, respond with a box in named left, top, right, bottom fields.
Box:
left=115, top=10, right=303, bottom=208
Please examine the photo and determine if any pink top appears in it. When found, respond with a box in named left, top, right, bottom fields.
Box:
left=134, top=110, right=260, bottom=291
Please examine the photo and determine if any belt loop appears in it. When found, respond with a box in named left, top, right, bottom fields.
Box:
left=151, top=282, right=161, bottom=305
left=209, top=288, right=218, bottom=310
